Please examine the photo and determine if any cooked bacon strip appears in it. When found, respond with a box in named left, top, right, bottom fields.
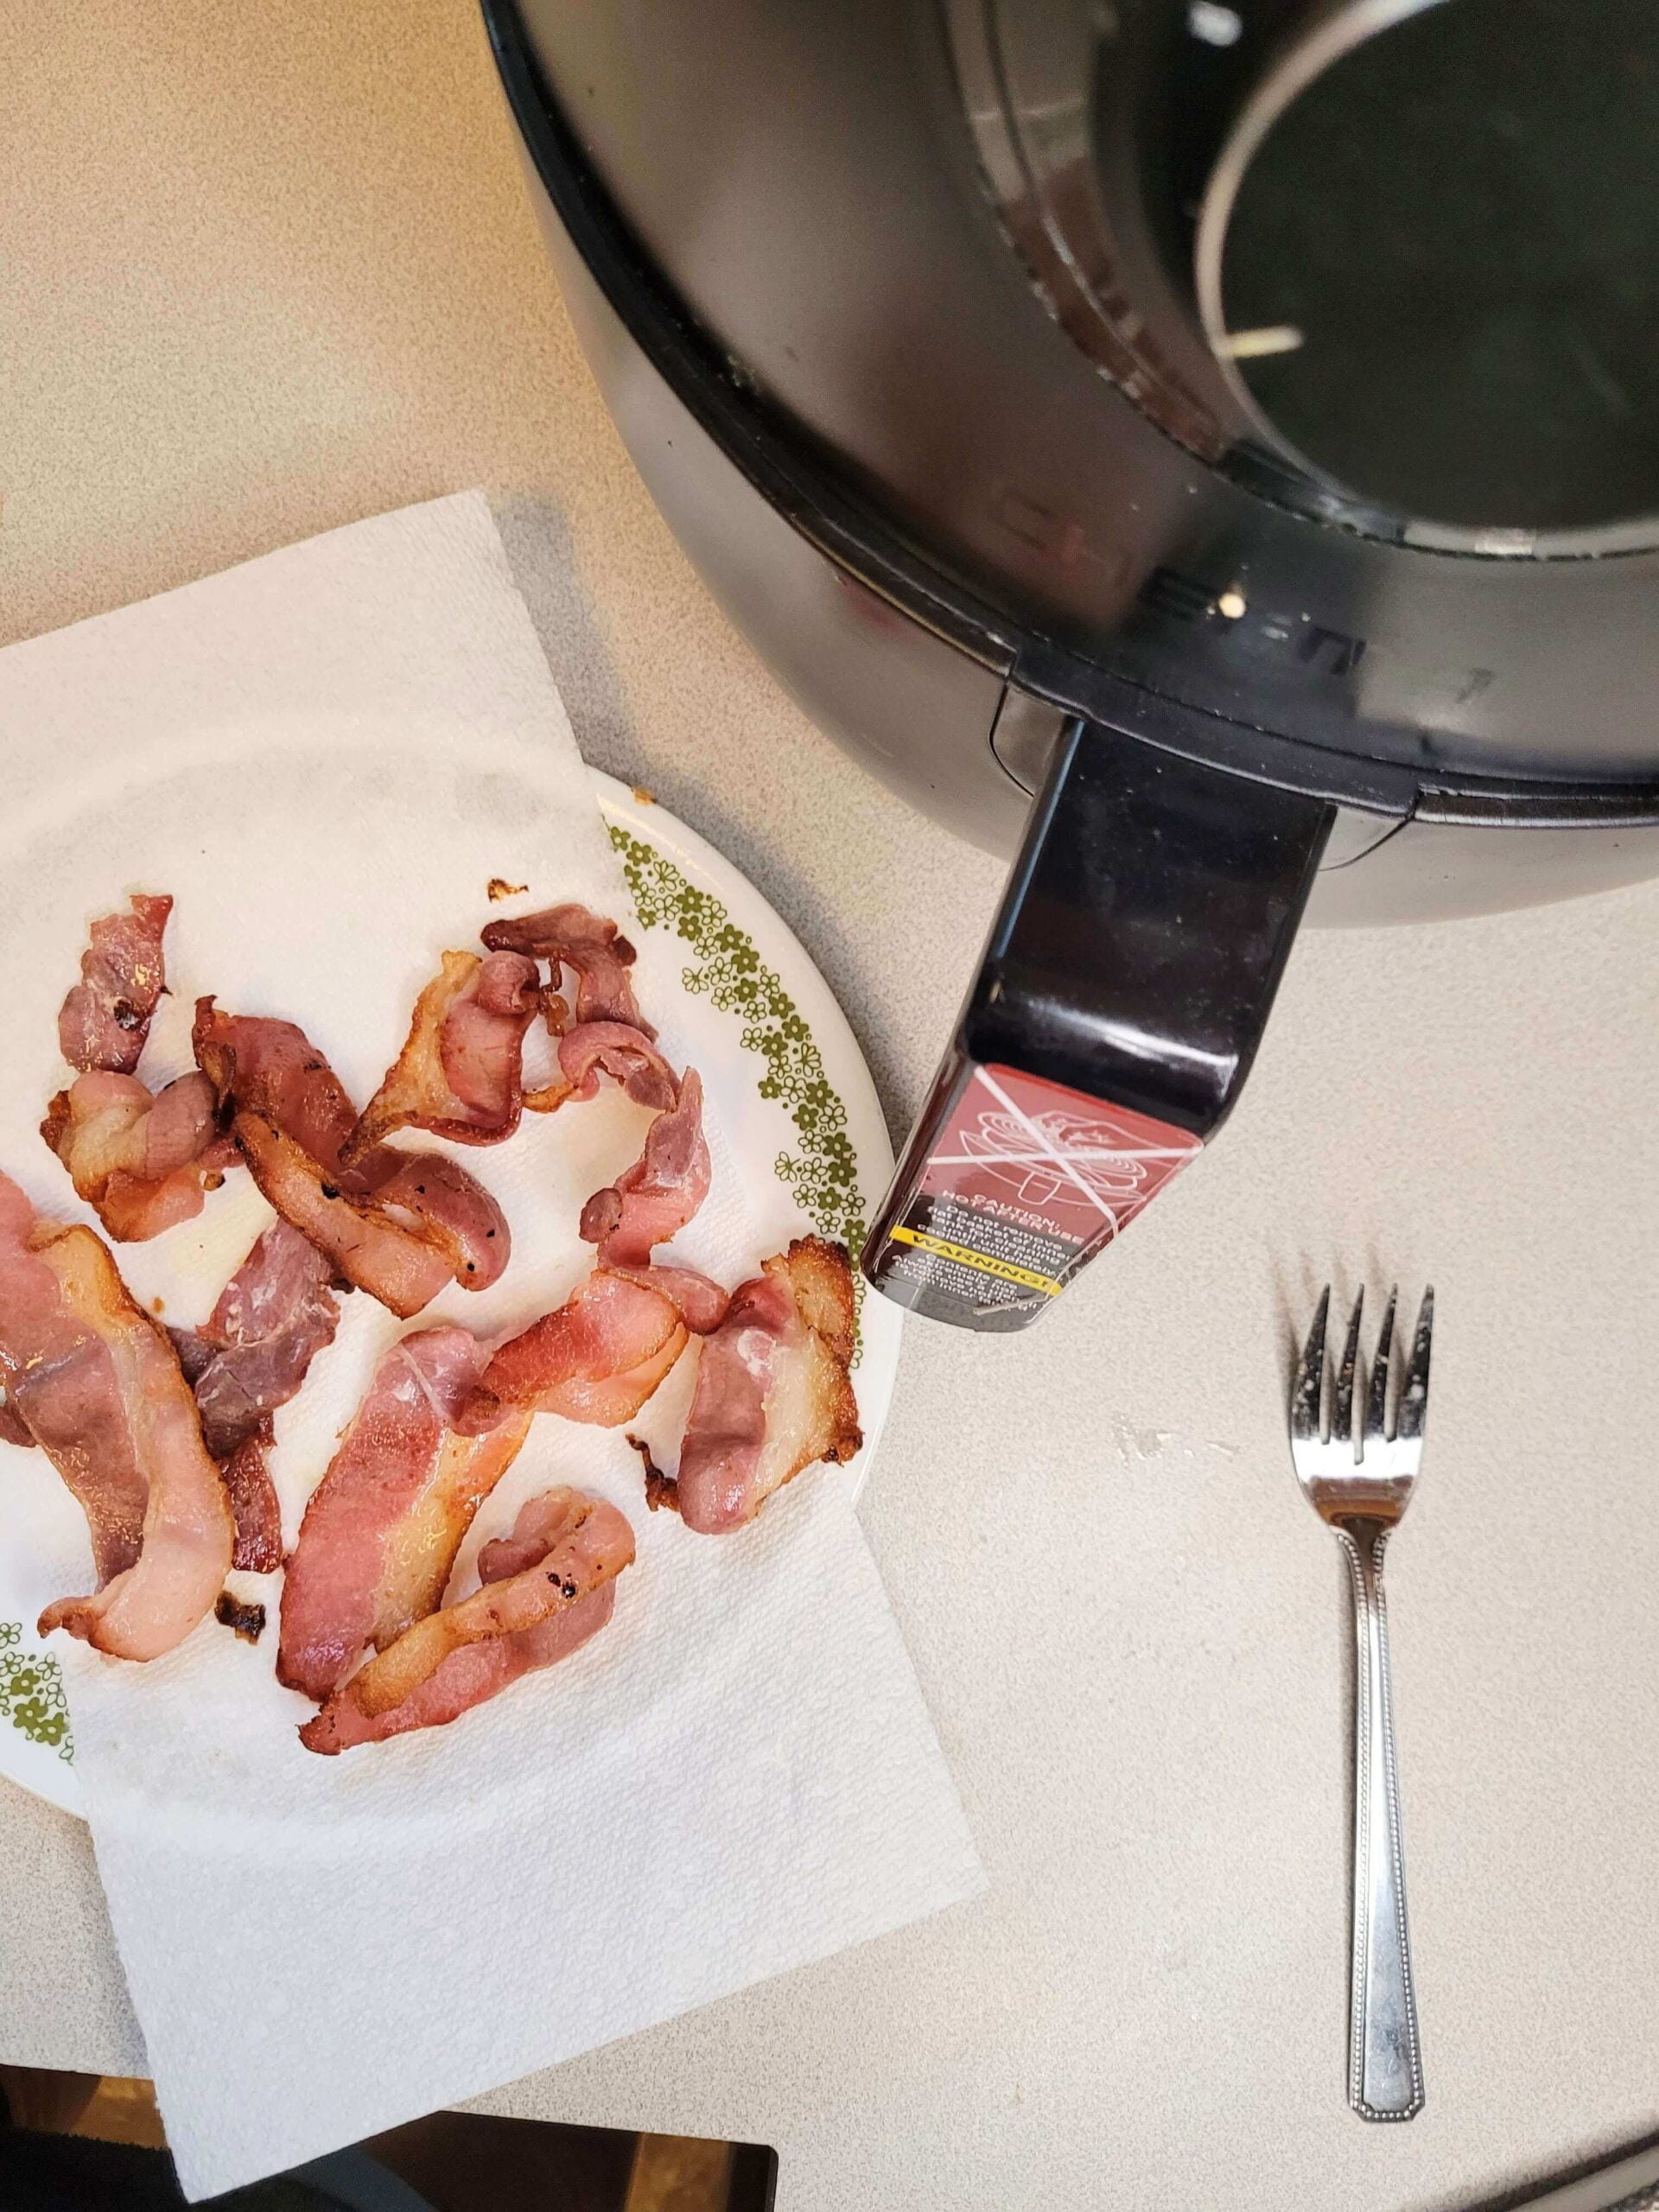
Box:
left=369, top=1153, right=511, bottom=1292
left=0, top=1174, right=232, bottom=1656
left=57, top=893, right=172, bottom=1075
left=480, top=903, right=653, bottom=1035
left=558, top=1023, right=677, bottom=1109
left=344, top=950, right=540, bottom=1160
left=579, top=1069, right=711, bottom=1264
left=663, top=1237, right=861, bottom=1535
left=220, top=1438, right=283, bottom=1573
left=300, top=1488, right=626, bottom=1755
left=471, top=1487, right=584, bottom=1582
left=611, top=1264, right=728, bottom=1334
left=229, top=1119, right=454, bottom=1319
left=194, top=1000, right=511, bottom=1316
left=41, top=1071, right=238, bottom=1242
left=278, top=1326, right=531, bottom=1702
left=305, top=1487, right=633, bottom=1745
left=575, top=1068, right=728, bottom=1331
left=169, top=1218, right=341, bottom=1461
left=192, top=1006, right=359, bottom=1168
left=0, top=1396, right=35, bottom=1449
left=0, top=1173, right=147, bottom=1580
left=457, top=1267, right=688, bottom=1435
left=524, top=1020, right=679, bottom=1117
left=301, top=1585, right=614, bottom=1753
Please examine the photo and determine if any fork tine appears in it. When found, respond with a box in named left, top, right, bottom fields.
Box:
left=1334, top=1287, right=1363, bottom=1455
left=1364, top=1287, right=1398, bottom=1444
left=1395, top=1287, right=1434, bottom=1444
left=1291, top=1286, right=1331, bottom=1440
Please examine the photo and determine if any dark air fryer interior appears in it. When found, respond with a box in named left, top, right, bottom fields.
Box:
left=1216, top=0, right=1659, bottom=537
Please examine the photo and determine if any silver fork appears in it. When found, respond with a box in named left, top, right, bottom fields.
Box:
left=1290, top=1284, right=1434, bottom=2122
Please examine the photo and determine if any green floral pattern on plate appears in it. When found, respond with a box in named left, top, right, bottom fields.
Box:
left=610, top=823, right=868, bottom=1274
left=0, top=1619, right=73, bottom=1761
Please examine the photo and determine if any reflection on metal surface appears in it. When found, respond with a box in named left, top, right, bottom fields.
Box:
left=944, top=0, right=1228, bottom=460
left=1217, top=323, right=1303, bottom=360
left=989, top=684, right=1070, bottom=794
left=1188, top=3, right=1243, bottom=48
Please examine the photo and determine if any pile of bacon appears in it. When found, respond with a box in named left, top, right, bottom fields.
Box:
left=0, top=893, right=860, bottom=1752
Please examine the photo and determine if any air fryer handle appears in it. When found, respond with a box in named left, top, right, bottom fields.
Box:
left=862, top=715, right=1334, bottom=1331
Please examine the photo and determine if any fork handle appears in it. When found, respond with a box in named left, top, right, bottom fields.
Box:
left=1341, top=1527, right=1425, bottom=2120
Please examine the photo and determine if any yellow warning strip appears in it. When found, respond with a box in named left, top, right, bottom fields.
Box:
left=888, top=1224, right=1063, bottom=1297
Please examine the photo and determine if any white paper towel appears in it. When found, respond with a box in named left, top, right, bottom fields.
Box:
left=0, top=493, right=984, bottom=2197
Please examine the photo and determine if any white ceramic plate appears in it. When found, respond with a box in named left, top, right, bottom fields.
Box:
left=0, top=770, right=900, bottom=1817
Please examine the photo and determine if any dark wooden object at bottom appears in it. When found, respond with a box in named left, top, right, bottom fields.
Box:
left=0, top=2069, right=776, bottom=2211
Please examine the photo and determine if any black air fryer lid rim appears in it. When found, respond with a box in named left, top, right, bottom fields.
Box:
left=483, top=0, right=1659, bottom=831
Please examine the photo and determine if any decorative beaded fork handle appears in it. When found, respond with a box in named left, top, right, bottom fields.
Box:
left=1290, top=1286, right=1434, bottom=2121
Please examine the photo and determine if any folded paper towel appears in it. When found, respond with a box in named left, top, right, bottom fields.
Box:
left=0, top=493, right=984, bottom=2197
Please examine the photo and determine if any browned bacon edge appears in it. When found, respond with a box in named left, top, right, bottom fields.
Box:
left=194, top=1001, right=510, bottom=1316
left=57, top=893, right=172, bottom=1076
left=219, top=1439, right=284, bottom=1574
left=299, top=1487, right=633, bottom=1753
left=658, top=1236, right=861, bottom=1536
left=0, top=1173, right=234, bottom=1659
left=214, top=1591, right=267, bottom=1643
left=457, top=1267, right=689, bottom=1434
left=480, top=903, right=654, bottom=1036
left=43, top=1071, right=239, bottom=1243
left=278, top=1327, right=530, bottom=1704
left=344, top=950, right=541, bottom=1160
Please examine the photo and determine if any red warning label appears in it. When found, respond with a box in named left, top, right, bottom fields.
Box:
left=880, top=1064, right=1201, bottom=1316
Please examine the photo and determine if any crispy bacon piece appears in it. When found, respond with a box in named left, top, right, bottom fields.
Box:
left=219, top=1439, right=283, bottom=1573
left=457, top=1268, right=689, bottom=1435
left=300, top=1586, right=614, bottom=1753
left=168, top=1219, right=342, bottom=1461
left=344, top=950, right=540, bottom=1159
left=469, top=1486, right=580, bottom=1581
left=577, top=1069, right=728, bottom=1332
left=579, top=1069, right=711, bottom=1263
left=0, top=1396, right=35, bottom=1449
left=194, top=1001, right=511, bottom=1317
left=0, top=1174, right=146, bottom=1579
left=524, top=1020, right=678, bottom=1117
left=215, top=1590, right=267, bottom=1643
left=369, top=1153, right=510, bottom=1292
left=301, top=1486, right=633, bottom=1750
left=278, top=1326, right=531, bottom=1703
left=41, top=1071, right=238, bottom=1242
left=480, top=903, right=653, bottom=1035
left=230, top=1118, right=454, bottom=1318
left=0, top=1173, right=233, bottom=1656
left=662, top=1237, right=861, bottom=1535
left=57, top=893, right=172, bottom=1075
left=191, top=1007, right=358, bottom=1166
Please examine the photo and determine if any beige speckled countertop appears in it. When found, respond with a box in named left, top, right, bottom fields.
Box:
left=6, top=7, right=1659, bottom=2208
